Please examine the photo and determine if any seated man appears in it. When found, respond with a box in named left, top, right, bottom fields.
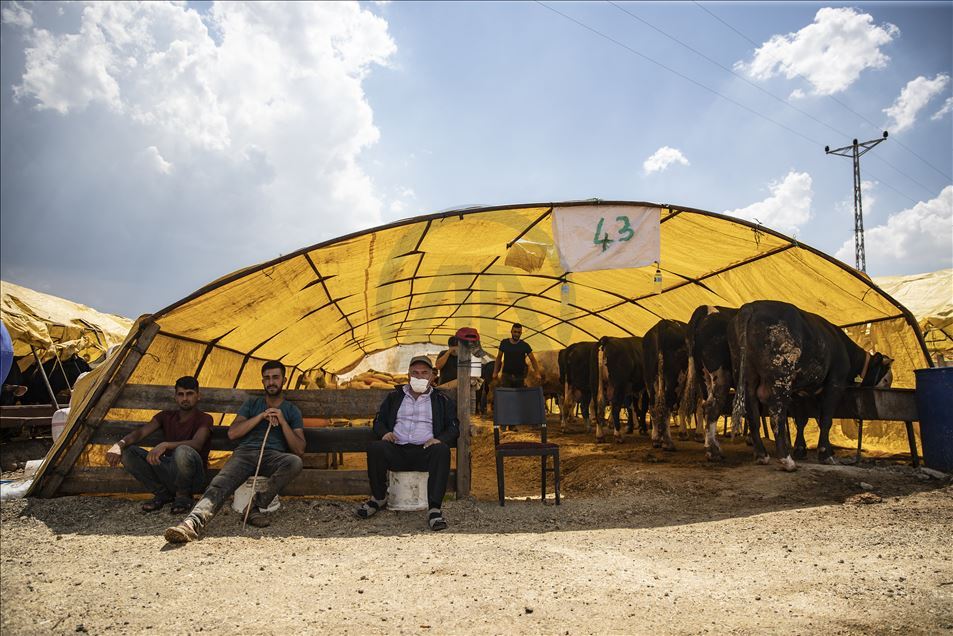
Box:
left=356, top=355, right=459, bottom=531
left=164, top=360, right=305, bottom=543
left=106, top=375, right=212, bottom=514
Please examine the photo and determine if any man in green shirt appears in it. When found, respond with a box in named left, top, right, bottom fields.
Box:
left=164, top=360, right=305, bottom=543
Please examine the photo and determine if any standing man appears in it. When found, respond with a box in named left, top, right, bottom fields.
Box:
left=164, top=360, right=305, bottom=543
left=106, top=376, right=212, bottom=514
left=493, top=322, right=540, bottom=388
left=434, top=336, right=458, bottom=386
left=356, top=355, right=459, bottom=531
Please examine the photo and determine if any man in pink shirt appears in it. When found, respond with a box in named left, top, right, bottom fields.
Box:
left=356, top=356, right=459, bottom=530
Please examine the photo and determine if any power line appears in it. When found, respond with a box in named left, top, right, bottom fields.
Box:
left=691, top=0, right=953, bottom=184
left=534, top=1, right=824, bottom=148
left=534, top=1, right=923, bottom=205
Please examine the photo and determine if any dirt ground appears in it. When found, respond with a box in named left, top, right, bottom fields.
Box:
left=2, top=418, right=952, bottom=635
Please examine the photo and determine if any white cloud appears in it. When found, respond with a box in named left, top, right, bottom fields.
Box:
left=724, top=171, right=813, bottom=236
left=1, top=1, right=32, bottom=28
left=789, top=88, right=806, bottom=100
left=932, top=96, right=953, bottom=121
left=642, top=146, right=689, bottom=175
left=144, top=145, right=173, bottom=174
left=883, top=74, right=950, bottom=132
left=736, top=7, right=898, bottom=95
left=835, top=186, right=953, bottom=274
left=2, top=1, right=397, bottom=314
left=10, top=2, right=395, bottom=226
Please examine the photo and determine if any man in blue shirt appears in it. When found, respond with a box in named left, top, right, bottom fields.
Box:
left=164, top=360, right=305, bottom=543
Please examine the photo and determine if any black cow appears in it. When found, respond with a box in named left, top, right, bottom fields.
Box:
left=679, top=305, right=739, bottom=460
left=642, top=320, right=689, bottom=451
left=729, top=300, right=892, bottom=471
left=474, top=361, right=495, bottom=416
left=558, top=341, right=598, bottom=431
left=20, top=353, right=91, bottom=405
left=596, top=336, right=648, bottom=444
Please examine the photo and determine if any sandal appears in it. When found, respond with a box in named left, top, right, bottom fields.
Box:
left=428, top=510, right=448, bottom=531
left=356, top=499, right=385, bottom=519
left=170, top=497, right=194, bottom=515
left=141, top=494, right=173, bottom=513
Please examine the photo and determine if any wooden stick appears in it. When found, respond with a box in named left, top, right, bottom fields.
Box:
left=242, top=416, right=274, bottom=530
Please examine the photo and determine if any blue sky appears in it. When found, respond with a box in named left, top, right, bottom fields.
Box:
left=1, top=1, right=950, bottom=318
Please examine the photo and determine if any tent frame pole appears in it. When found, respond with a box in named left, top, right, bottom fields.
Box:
left=30, top=346, right=59, bottom=410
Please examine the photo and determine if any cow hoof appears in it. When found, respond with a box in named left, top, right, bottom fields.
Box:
left=779, top=456, right=797, bottom=472
left=823, top=456, right=839, bottom=466
left=625, top=426, right=634, bottom=435
left=792, top=446, right=808, bottom=460
left=615, top=437, right=624, bottom=445
left=706, top=451, right=723, bottom=462
left=652, top=441, right=662, bottom=449
left=756, top=456, right=771, bottom=465
left=596, top=436, right=606, bottom=444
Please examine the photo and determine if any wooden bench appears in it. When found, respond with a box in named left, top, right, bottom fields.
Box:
left=58, top=384, right=460, bottom=496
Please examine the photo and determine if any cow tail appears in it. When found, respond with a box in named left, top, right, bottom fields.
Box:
left=653, top=348, right=665, bottom=422
left=679, top=352, right=697, bottom=426
left=730, top=313, right=750, bottom=437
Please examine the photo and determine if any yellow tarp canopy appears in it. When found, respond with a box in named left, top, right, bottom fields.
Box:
left=873, top=269, right=952, bottom=365
left=1, top=280, right=134, bottom=364
left=127, top=202, right=928, bottom=391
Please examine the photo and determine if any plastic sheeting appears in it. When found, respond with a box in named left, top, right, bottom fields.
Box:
left=0, top=280, right=133, bottom=364
left=873, top=269, right=952, bottom=365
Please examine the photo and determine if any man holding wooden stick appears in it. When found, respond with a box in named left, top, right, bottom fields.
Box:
left=164, top=360, right=305, bottom=543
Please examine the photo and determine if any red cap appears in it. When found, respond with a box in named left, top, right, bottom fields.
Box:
left=455, top=327, right=480, bottom=342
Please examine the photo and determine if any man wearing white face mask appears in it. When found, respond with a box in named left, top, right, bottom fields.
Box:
left=356, top=355, right=459, bottom=530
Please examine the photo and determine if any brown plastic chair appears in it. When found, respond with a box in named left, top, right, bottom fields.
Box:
left=493, top=387, right=560, bottom=506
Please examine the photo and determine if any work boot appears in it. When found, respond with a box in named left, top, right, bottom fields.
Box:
left=244, top=505, right=271, bottom=528
left=164, top=517, right=200, bottom=544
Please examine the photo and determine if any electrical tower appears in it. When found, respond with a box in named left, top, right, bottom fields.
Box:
left=825, top=131, right=888, bottom=272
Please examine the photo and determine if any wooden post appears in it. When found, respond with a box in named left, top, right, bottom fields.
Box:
left=455, top=340, right=472, bottom=499
left=30, top=346, right=59, bottom=410
left=34, top=320, right=161, bottom=497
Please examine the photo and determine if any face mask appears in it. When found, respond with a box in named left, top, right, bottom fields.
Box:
left=409, top=377, right=430, bottom=393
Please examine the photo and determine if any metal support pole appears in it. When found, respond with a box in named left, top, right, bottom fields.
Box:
left=30, top=346, right=59, bottom=410
left=825, top=131, right=888, bottom=273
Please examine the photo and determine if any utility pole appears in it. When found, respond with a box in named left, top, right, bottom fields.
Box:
left=825, top=131, right=888, bottom=272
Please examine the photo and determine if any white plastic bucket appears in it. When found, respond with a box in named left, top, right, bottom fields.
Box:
left=231, top=476, right=280, bottom=514
left=51, top=408, right=69, bottom=442
left=386, top=471, right=429, bottom=511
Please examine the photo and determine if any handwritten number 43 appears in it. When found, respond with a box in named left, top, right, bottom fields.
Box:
left=593, top=216, right=635, bottom=252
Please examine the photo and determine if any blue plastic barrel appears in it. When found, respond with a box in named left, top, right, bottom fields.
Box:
left=914, top=367, right=953, bottom=473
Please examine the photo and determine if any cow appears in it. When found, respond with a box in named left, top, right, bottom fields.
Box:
left=558, top=341, right=598, bottom=431
left=20, top=353, right=91, bottom=405
left=474, top=360, right=495, bottom=415
left=525, top=349, right=562, bottom=409
left=729, top=300, right=893, bottom=471
left=595, top=336, right=648, bottom=444
left=642, top=320, right=689, bottom=451
left=678, top=305, right=739, bottom=461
